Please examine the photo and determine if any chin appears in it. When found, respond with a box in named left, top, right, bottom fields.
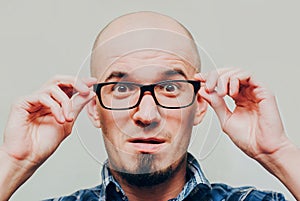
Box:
left=110, top=153, right=187, bottom=187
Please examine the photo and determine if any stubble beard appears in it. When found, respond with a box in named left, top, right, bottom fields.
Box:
left=110, top=153, right=186, bottom=187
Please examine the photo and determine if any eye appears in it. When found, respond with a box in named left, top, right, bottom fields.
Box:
left=157, top=82, right=181, bottom=95
left=110, top=83, right=138, bottom=98
left=113, top=84, right=129, bottom=93
left=164, top=84, right=178, bottom=92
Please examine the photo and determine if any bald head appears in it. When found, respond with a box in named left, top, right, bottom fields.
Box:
left=93, top=11, right=194, bottom=49
left=90, top=11, right=200, bottom=78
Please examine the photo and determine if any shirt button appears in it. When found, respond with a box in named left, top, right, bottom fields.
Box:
left=115, top=187, right=120, bottom=193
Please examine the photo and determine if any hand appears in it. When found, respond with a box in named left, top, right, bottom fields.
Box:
left=1, top=75, right=97, bottom=167
left=195, top=68, right=289, bottom=160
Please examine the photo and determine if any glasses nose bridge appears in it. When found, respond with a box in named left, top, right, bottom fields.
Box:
left=137, top=84, right=160, bottom=105
left=140, top=84, right=156, bottom=100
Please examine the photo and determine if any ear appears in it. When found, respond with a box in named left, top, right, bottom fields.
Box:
left=86, top=97, right=101, bottom=128
left=193, top=93, right=208, bottom=125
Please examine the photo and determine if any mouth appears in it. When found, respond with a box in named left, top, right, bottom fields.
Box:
left=129, top=138, right=165, bottom=144
left=127, top=138, right=166, bottom=153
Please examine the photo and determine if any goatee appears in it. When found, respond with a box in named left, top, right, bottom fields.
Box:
left=111, top=153, right=186, bottom=187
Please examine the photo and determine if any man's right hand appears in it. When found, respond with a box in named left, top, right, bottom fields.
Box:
left=0, top=75, right=97, bottom=200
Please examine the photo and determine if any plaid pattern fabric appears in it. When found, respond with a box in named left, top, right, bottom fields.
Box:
left=44, top=153, right=286, bottom=201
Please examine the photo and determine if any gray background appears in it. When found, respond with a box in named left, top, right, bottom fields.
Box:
left=0, top=0, right=299, bottom=200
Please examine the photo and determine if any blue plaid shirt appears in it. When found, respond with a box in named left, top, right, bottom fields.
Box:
left=44, top=153, right=286, bottom=201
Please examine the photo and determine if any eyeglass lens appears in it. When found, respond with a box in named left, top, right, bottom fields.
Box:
left=99, top=80, right=196, bottom=110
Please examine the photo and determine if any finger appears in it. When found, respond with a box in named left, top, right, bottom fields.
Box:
left=37, top=94, right=65, bottom=123
left=197, top=68, right=234, bottom=93
left=44, top=75, right=77, bottom=87
left=49, top=85, right=73, bottom=121
left=46, top=75, right=96, bottom=85
left=38, top=76, right=97, bottom=124
left=235, top=71, right=253, bottom=85
left=229, top=76, right=239, bottom=97
left=82, top=77, right=98, bottom=86
left=70, top=90, right=96, bottom=120
left=194, top=73, right=206, bottom=82
left=44, top=75, right=97, bottom=96
left=229, top=71, right=253, bottom=99
left=253, top=86, right=273, bottom=101
left=216, top=69, right=242, bottom=97
left=248, top=76, right=265, bottom=89
left=199, top=87, right=231, bottom=127
left=58, top=79, right=91, bottom=97
left=252, top=87, right=284, bottom=129
left=71, top=77, right=97, bottom=96
left=202, top=70, right=219, bottom=92
left=58, top=90, right=97, bottom=136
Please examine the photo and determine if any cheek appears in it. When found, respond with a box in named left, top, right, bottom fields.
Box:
left=165, top=106, right=196, bottom=129
left=167, top=107, right=196, bottom=143
left=99, top=109, right=132, bottom=144
left=99, top=109, right=130, bottom=130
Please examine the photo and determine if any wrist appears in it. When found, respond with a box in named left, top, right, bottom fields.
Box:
left=0, top=147, right=38, bottom=201
left=255, top=139, right=296, bottom=172
left=255, top=140, right=300, bottom=199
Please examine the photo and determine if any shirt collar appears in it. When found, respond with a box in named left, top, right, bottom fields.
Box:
left=100, top=152, right=211, bottom=200
left=100, top=160, right=126, bottom=199
left=175, top=153, right=211, bottom=200
left=186, top=152, right=211, bottom=187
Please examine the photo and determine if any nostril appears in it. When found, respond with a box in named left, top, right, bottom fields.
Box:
left=136, top=120, right=150, bottom=127
left=135, top=120, right=158, bottom=128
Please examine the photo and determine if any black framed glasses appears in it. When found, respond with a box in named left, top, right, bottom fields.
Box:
left=93, top=80, right=201, bottom=110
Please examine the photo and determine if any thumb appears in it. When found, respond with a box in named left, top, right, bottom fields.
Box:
left=60, top=91, right=96, bottom=137
left=199, top=87, right=231, bottom=128
left=71, top=91, right=96, bottom=120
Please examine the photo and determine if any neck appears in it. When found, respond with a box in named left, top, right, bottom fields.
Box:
left=111, top=154, right=188, bottom=201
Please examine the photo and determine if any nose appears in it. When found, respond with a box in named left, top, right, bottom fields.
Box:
left=132, top=93, right=161, bottom=128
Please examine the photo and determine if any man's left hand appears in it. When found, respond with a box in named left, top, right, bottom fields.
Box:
left=194, top=68, right=289, bottom=160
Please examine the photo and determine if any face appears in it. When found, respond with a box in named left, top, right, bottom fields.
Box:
left=91, top=50, right=206, bottom=180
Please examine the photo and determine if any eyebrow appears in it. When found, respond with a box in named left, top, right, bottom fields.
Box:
left=163, top=69, right=188, bottom=79
left=105, top=68, right=188, bottom=82
left=105, top=71, right=128, bottom=82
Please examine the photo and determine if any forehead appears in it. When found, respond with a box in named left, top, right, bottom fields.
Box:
left=90, top=29, right=200, bottom=79
left=96, top=50, right=197, bottom=82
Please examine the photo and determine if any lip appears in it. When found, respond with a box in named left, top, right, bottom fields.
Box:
left=127, top=138, right=166, bottom=153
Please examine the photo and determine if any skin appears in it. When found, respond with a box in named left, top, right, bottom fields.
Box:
left=0, top=11, right=300, bottom=201
left=88, top=12, right=206, bottom=200
left=88, top=51, right=207, bottom=200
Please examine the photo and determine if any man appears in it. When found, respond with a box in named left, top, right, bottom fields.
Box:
left=0, top=11, right=299, bottom=201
